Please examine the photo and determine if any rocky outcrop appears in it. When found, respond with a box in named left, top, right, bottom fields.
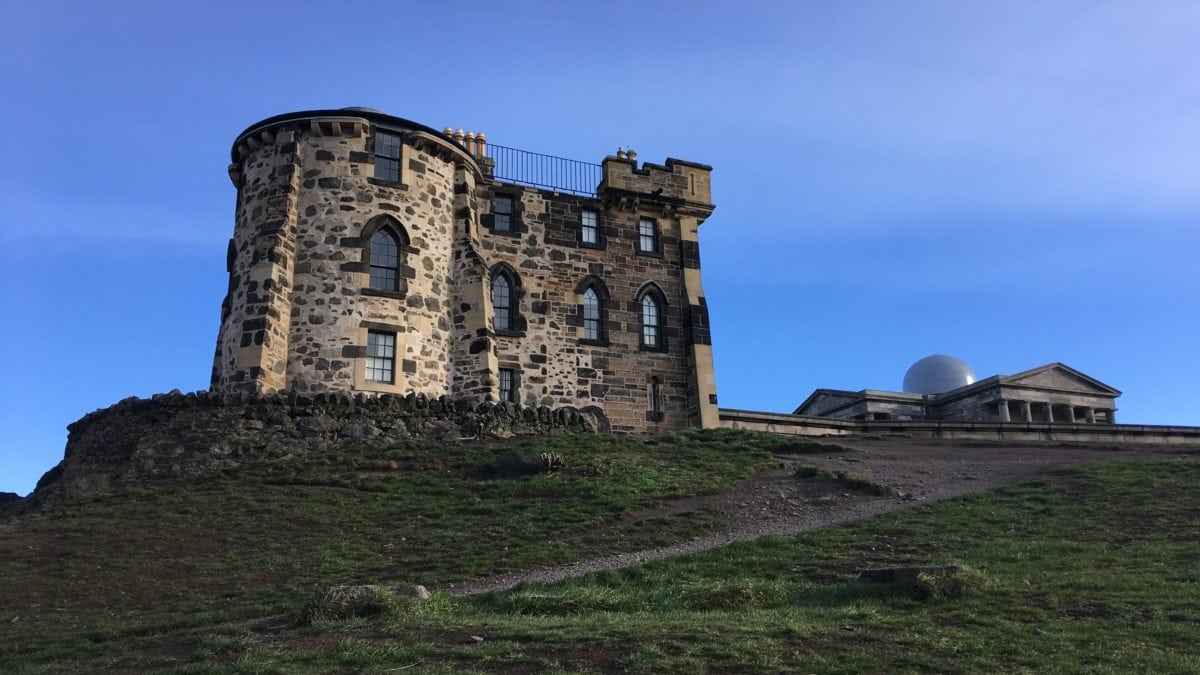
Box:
left=25, top=389, right=607, bottom=510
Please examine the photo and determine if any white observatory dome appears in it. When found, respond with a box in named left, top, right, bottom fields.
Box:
left=903, top=354, right=976, bottom=395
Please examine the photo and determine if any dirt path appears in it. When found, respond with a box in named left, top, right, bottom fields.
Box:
left=444, top=439, right=1194, bottom=596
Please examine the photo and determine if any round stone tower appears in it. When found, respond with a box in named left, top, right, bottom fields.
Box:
left=211, top=109, right=484, bottom=397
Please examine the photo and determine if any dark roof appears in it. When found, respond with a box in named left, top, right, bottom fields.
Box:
left=230, top=108, right=452, bottom=163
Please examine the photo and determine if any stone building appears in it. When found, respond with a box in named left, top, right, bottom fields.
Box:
left=210, top=108, right=719, bottom=433
left=794, top=355, right=1120, bottom=424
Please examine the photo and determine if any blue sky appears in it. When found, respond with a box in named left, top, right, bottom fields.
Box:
left=2, top=1, right=1197, bottom=495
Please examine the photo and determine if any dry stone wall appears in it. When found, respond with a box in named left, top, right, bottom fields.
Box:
left=25, top=390, right=606, bottom=509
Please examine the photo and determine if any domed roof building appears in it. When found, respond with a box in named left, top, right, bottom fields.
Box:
left=794, top=356, right=1120, bottom=424
left=902, top=354, right=976, bottom=395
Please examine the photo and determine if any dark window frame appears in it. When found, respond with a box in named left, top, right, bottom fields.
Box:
left=489, top=264, right=526, bottom=337
left=579, top=208, right=604, bottom=249
left=636, top=284, right=670, bottom=352
left=583, top=287, right=602, bottom=342
left=358, top=216, right=415, bottom=300
left=641, top=294, right=662, bottom=349
left=575, top=276, right=610, bottom=346
left=498, top=367, right=519, bottom=403
left=372, top=130, right=402, bottom=184
left=369, top=227, right=402, bottom=292
left=365, top=330, right=397, bottom=384
left=482, top=191, right=524, bottom=237
left=637, top=217, right=661, bottom=256
left=492, top=273, right=513, bottom=332
left=493, top=195, right=514, bottom=233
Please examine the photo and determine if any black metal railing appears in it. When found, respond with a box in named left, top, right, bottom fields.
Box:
left=483, top=143, right=602, bottom=197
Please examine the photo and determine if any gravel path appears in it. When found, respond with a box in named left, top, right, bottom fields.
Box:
left=444, top=438, right=1193, bottom=596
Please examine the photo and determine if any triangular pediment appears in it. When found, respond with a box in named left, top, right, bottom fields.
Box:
left=794, top=389, right=862, bottom=416
left=1002, top=363, right=1120, bottom=396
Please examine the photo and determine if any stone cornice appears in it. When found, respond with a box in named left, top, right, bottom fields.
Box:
left=231, top=109, right=485, bottom=181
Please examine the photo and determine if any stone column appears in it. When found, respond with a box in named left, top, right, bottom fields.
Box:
left=997, top=399, right=1010, bottom=422
left=1107, top=409, right=1117, bottom=424
left=1085, top=407, right=1096, bottom=424
left=1063, top=405, right=1076, bottom=423
left=1020, top=400, right=1033, bottom=422
left=1044, top=403, right=1055, bottom=423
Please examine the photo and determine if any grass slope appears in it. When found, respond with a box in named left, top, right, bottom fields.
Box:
left=3, top=433, right=1197, bottom=672
left=345, top=459, right=1194, bottom=674
left=0, top=429, right=788, bottom=671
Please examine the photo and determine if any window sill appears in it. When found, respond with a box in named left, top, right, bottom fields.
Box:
left=361, top=287, right=407, bottom=300
left=367, top=178, right=409, bottom=189
left=494, top=329, right=526, bottom=338
left=578, top=240, right=606, bottom=250
left=579, top=338, right=610, bottom=348
left=639, top=343, right=669, bottom=353
left=636, top=248, right=664, bottom=258
left=488, top=228, right=523, bottom=238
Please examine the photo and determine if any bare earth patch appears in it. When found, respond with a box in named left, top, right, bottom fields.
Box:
left=447, top=438, right=1194, bottom=595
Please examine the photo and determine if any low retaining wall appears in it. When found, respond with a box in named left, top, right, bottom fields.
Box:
left=719, top=408, right=1200, bottom=445
left=25, top=390, right=607, bottom=509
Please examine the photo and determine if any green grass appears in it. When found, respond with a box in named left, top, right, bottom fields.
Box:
left=0, top=429, right=786, bottom=671
left=214, top=459, right=1200, bottom=672
left=3, top=433, right=1197, bottom=672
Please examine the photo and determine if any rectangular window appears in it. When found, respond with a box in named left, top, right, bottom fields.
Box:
left=581, top=209, right=599, bottom=244
left=365, top=331, right=396, bottom=383
left=638, top=218, right=657, bottom=253
left=374, top=131, right=401, bottom=183
left=494, top=196, right=513, bottom=232
left=499, top=368, right=515, bottom=402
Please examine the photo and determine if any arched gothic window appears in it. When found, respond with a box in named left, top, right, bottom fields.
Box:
left=583, top=287, right=602, bottom=341
left=492, top=273, right=512, bottom=331
left=489, top=265, right=523, bottom=335
left=576, top=276, right=609, bottom=344
left=369, top=228, right=401, bottom=290
left=636, top=283, right=668, bottom=351
left=642, top=294, right=661, bottom=348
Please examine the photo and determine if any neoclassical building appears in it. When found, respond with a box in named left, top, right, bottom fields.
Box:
left=210, top=108, right=719, bottom=433
left=794, top=355, right=1120, bottom=424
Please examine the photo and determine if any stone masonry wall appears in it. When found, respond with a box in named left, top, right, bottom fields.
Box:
left=285, top=128, right=458, bottom=396
left=476, top=184, right=691, bottom=433
left=26, top=390, right=606, bottom=509
left=212, top=128, right=303, bottom=392
left=213, top=110, right=721, bottom=435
